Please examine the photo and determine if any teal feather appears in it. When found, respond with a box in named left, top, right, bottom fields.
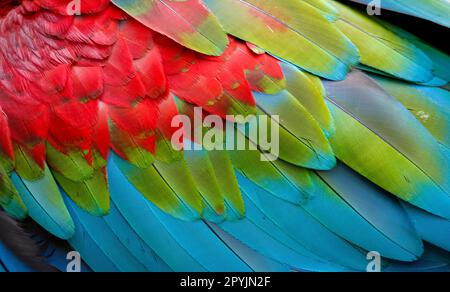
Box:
left=234, top=173, right=370, bottom=270
left=0, top=242, right=33, bottom=272
left=64, top=193, right=147, bottom=272
left=65, top=200, right=119, bottom=272
left=316, top=163, right=424, bottom=261
left=402, top=203, right=450, bottom=252
left=103, top=202, right=172, bottom=272
left=349, top=0, right=450, bottom=28
left=10, top=167, right=74, bottom=240
left=206, top=223, right=291, bottom=272
left=108, top=154, right=251, bottom=272
left=385, top=244, right=450, bottom=272
left=218, top=194, right=352, bottom=271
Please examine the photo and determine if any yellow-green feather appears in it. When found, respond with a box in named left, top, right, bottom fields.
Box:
left=204, top=0, right=359, bottom=80
left=113, top=154, right=202, bottom=221
left=251, top=91, right=336, bottom=170
left=112, top=0, right=229, bottom=56
left=281, top=63, right=335, bottom=137
left=371, top=76, right=450, bottom=148
left=324, top=71, right=450, bottom=218
left=53, top=168, right=110, bottom=217
left=329, top=0, right=433, bottom=83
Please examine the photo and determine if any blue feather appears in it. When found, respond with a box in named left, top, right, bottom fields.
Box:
left=108, top=153, right=251, bottom=272
left=0, top=242, right=34, bottom=272
left=65, top=202, right=119, bottom=272
left=315, top=163, right=424, bottom=261
left=63, top=193, right=147, bottom=272
left=207, top=222, right=292, bottom=272
left=402, top=203, right=450, bottom=252
left=10, top=167, right=74, bottom=240
left=233, top=173, right=368, bottom=271
left=385, top=244, right=450, bottom=272
left=103, top=201, right=172, bottom=271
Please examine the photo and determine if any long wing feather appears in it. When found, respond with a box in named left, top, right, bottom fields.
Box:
left=324, top=70, right=450, bottom=219
left=371, top=76, right=450, bottom=149
left=10, top=167, right=75, bottom=240
left=1, top=0, right=449, bottom=272
left=0, top=211, right=56, bottom=272
left=330, top=0, right=434, bottom=83
left=112, top=0, right=229, bottom=56
left=204, top=0, right=359, bottom=80
left=349, top=0, right=450, bottom=28
left=108, top=157, right=252, bottom=271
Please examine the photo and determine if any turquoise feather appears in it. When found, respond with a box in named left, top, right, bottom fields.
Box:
left=402, top=203, right=450, bottom=252
left=385, top=244, right=450, bottom=272
left=10, top=167, right=74, bottom=240
left=349, top=0, right=450, bottom=28
left=108, top=154, right=251, bottom=272
left=103, top=202, right=172, bottom=272
left=0, top=242, right=34, bottom=272
left=235, top=173, right=372, bottom=270
left=65, top=201, right=119, bottom=272
left=316, top=163, right=423, bottom=261
left=206, top=223, right=291, bottom=272
left=218, top=193, right=353, bottom=271
left=64, top=193, right=147, bottom=272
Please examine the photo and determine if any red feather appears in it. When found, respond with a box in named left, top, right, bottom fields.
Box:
left=0, top=106, right=14, bottom=163
left=0, top=0, right=284, bottom=177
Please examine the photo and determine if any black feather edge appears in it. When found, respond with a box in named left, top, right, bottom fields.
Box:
left=0, top=210, right=58, bottom=272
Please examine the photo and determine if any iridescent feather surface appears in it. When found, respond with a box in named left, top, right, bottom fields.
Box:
left=0, top=0, right=449, bottom=272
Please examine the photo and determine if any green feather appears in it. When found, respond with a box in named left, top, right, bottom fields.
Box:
left=229, top=132, right=313, bottom=206
left=324, top=70, right=450, bottom=218
left=207, top=150, right=245, bottom=220
left=11, top=166, right=75, bottom=239
left=46, top=143, right=94, bottom=182
left=112, top=0, right=228, bottom=56
left=1, top=188, right=28, bottom=220
left=329, top=0, right=433, bottom=83
left=154, top=158, right=209, bottom=219
left=113, top=154, right=202, bottom=221
left=204, top=0, right=359, bottom=80
left=303, top=0, right=340, bottom=21
left=13, top=144, right=44, bottom=180
left=281, top=63, right=335, bottom=137
left=371, top=76, right=450, bottom=149
left=0, top=164, right=13, bottom=205
left=155, top=130, right=183, bottom=163
left=53, top=168, right=110, bottom=217
left=184, top=141, right=227, bottom=222
left=250, top=91, right=336, bottom=169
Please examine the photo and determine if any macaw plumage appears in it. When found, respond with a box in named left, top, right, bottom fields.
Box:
left=0, top=0, right=449, bottom=272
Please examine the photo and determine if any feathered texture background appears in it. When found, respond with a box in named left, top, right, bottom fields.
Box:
left=0, top=0, right=449, bottom=272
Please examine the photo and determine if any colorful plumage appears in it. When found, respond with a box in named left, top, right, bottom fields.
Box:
left=0, top=0, right=449, bottom=272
